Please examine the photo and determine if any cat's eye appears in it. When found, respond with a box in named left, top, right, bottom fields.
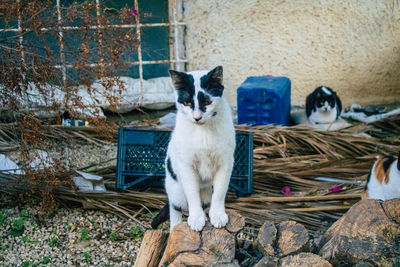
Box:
left=205, top=100, right=212, bottom=105
left=183, top=101, right=191, bottom=106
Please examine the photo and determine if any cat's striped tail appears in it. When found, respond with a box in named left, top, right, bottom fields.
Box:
left=151, top=203, right=169, bottom=229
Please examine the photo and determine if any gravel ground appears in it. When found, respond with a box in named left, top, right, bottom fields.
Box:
left=0, top=201, right=148, bottom=266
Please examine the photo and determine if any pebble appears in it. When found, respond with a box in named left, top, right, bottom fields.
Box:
left=0, top=203, right=143, bottom=266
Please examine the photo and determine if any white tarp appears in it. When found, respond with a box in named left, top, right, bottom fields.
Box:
left=0, top=76, right=175, bottom=117
left=0, top=154, right=24, bottom=175
left=89, top=76, right=175, bottom=112
left=341, top=105, right=400, bottom=123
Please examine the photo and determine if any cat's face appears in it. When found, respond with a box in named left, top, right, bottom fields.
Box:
left=314, top=86, right=336, bottom=113
left=169, top=66, right=224, bottom=125
left=315, top=97, right=335, bottom=112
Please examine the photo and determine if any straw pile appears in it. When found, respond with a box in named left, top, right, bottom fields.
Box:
left=1, top=115, right=399, bottom=233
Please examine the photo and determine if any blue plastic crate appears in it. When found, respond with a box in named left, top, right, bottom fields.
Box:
left=237, top=76, right=291, bottom=126
left=116, top=127, right=253, bottom=196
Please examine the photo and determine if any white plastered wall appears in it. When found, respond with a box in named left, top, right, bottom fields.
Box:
left=183, top=0, right=400, bottom=107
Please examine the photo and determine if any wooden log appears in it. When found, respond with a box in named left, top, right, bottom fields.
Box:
left=134, top=230, right=168, bottom=267
left=159, top=209, right=245, bottom=266
left=255, top=221, right=277, bottom=256
left=277, top=221, right=309, bottom=257
left=158, top=223, right=201, bottom=266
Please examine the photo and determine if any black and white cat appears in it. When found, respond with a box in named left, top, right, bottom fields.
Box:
left=305, top=86, right=342, bottom=125
left=151, top=66, right=235, bottom=232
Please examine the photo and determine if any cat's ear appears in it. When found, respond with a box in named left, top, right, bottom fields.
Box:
left=208, top=66, right=223, bottom=84
left=200, top=66, right=224, bottom=97
left=169, top=70, right=191, bottom=90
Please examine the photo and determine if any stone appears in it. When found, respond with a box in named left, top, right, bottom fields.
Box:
left=279, top=252, right=332, bottom=267
left=277, top=221, right=309, bottom=256
left=382, top=198, right=400, bottom=223
left=255, top=221, right=277, bottom=256
left=318, top=199, right=400, bottom=266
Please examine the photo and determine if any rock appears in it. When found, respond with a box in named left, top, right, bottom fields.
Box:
left=254, top=255, right=278, bottom=267
left=279, top=253, right=332, bottom=267
left=255, top=221, right=277, bottom=256
left=382, top=198, right=400, bottom=223
left=277, top=221, right=309, bottom=256
left=318, top=199, right=400, bottom=266
left=159, top=210, right=245, bottom=266
left=310, top=234, right=323, bottom=254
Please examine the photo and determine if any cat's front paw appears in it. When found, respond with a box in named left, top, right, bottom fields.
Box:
left=209, top=209, right=229, bottom=228
left=187, top=211, right=207, bottom=231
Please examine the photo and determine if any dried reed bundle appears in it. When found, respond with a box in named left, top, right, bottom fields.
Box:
left=1, top=115, right=399, bottom=232
left=237, top=124, right=398, bottom=195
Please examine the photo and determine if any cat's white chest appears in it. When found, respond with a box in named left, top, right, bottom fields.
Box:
left=173, top=125, right=234, bottom=178
left=309, top=106, right=338, bottom=124
left=193, top=149, right=221, bottom=182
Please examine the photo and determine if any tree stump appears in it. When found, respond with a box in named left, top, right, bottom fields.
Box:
left=159, top=210, right=245, bottom=266
left=134, top=230, right=168, bottom=267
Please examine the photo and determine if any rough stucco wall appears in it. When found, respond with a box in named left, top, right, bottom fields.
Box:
left=183, top=0, right=400, bottom=107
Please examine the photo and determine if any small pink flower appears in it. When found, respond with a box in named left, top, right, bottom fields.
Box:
left=281, top=186, right=291, bottom=197
left=130, top=9, right=138, bottom=16
left=331, top=186, right=342, bottom=193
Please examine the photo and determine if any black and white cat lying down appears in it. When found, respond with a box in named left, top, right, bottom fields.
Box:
left=151, top=66, right=235, bottom=232
left=306, top=86, right=342, bottom=125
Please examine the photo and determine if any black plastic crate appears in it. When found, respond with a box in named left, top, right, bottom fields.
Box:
left=116, top=127, right=253, bottom=196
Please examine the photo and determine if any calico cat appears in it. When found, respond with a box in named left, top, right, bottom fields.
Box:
left=151, top=66, right=235, bottom=232
left=364, top=152, right=400, bottom=200
left=305, top=86, right=342, bottom=124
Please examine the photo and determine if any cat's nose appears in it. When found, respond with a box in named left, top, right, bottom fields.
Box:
left=194, top=116, right=202, bottom=122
